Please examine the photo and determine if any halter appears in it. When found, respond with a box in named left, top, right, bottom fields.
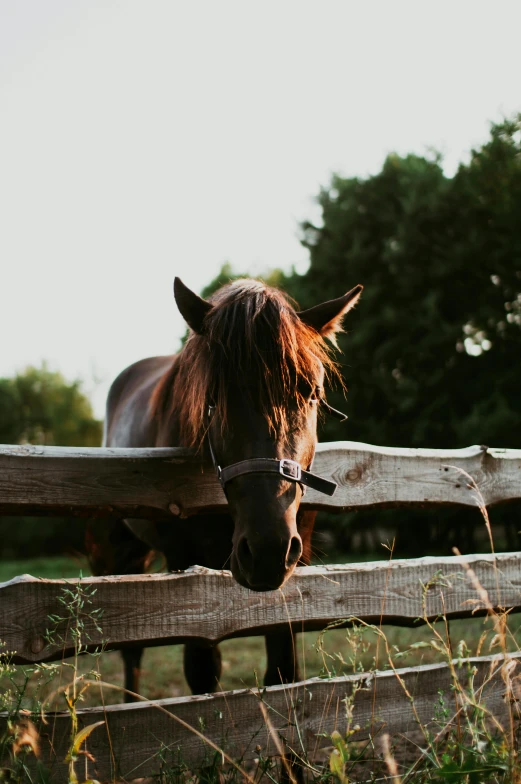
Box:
left=206, top=393, right=348, bottom=498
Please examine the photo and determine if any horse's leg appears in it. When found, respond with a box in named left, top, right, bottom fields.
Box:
left=161, top=516, right=233, bottom=696
left=183, top=643, right=222, bottom=694
left=264, top=628, right=299, bottom=685
left=122, top=646, right=144, bottom=699
left=263, top=510, right=315, bottom=686
left=85, top=517, right=153, bottom=702
left=264, top=630, right=305, bottom=783
left=263, top=511, right=315, bottom=781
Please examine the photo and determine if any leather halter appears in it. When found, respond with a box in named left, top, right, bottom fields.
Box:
left=206, top=395, right=348, bottom=498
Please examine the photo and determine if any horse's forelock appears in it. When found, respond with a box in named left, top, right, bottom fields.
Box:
left=153, top=281, right=339, bottom=447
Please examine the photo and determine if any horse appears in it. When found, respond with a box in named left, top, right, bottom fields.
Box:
left=86, top=277, right=362, bottom=700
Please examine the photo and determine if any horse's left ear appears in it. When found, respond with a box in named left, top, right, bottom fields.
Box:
left=174, top=277, right=213, bottom=334
left=297, top=285, right=363, bottom=345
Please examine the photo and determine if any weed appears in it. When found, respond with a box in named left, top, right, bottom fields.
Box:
left=0, top=579, right=106, bottom=784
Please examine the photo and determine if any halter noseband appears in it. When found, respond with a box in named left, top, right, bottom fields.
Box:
left=206, top=396, right=348, bottom=498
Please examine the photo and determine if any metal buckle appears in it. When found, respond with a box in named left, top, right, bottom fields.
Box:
left=279, top=459, right=302, bottom=482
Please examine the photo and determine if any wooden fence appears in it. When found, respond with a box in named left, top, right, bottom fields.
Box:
left=1, top=441, right=521, bottom=781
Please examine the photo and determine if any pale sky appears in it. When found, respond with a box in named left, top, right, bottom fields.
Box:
left=1, top=0, right=520, bottom=418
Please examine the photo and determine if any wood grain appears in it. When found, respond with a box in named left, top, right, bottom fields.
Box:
left=3, top=552, right=520, bottom=663
left=4, top=652, right=518, bottom=782
left=0, top=442, right=520, bottom=518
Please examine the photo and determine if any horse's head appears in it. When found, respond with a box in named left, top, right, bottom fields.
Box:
left=173, top=277, right=362, bottom=591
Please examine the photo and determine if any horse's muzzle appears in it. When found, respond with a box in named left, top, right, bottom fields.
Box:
left=232, top=533, right=302, bottom=591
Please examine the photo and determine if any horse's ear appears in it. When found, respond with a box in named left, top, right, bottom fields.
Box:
left=173, top=277, right=213, bottom=334
left=297, top=285, right=363, bottom=346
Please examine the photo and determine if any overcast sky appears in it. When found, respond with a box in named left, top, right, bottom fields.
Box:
left=1, top=0, right=520, bottom=417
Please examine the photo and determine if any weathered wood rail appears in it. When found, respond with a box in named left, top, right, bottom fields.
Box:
left=20, top=651, right=521, bottom=781
left=1, top=440, right=521, bottom=780
left=1, top=442, right=520, bottom=517
left=2, top=552, right=520, bottom=664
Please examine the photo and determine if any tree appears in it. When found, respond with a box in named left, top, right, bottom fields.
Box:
left=200, top=261, right=290, bottom=299
left=0, top=365, right=102, bottom=447
left=0, top=365, right=102, bottom=558
left=289, top=117, right=521, bottom=452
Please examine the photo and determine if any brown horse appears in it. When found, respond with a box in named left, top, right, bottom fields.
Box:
left=87, top=277, right=362, bottom=699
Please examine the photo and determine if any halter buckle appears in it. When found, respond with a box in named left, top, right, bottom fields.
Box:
left=279, top=459, right=302, bottom=482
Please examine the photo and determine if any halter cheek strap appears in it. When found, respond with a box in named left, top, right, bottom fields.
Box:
left=206, top=402, right=342, bottom=498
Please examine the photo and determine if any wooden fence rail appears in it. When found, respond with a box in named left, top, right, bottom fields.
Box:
left=1, top=442, right=521, bottom=517
left=2, top=552, right=521, bottom=664
left=3, top=652, right=520, bottom=781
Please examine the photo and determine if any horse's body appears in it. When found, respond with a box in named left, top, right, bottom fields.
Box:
left=87, top=278, right=362, bottom=699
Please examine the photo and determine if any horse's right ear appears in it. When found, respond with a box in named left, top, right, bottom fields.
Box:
left=173, top=278, right=213, bottom=334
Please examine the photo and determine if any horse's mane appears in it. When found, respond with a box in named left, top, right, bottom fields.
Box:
left=151, top=279, right=340, bottom=447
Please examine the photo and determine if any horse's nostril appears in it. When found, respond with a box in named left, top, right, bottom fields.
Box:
left=286, top=536, right=302, bottom=569
left=237, top=536, right=254, bottom=572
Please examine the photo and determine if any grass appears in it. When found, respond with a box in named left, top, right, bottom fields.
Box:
left=2, top=489, right=521, bottom=783
left=0, top=555, right=90, bottom=583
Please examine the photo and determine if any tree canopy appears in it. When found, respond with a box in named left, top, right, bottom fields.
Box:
left=289, top=117, right=521, bottom=451
left=0, top=365, right=102, bottom=447
left=0, top=365, right=102, bottom=558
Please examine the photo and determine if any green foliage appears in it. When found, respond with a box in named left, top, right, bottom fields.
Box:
left=291, top=117, right=521, bottom=556
left=0, top=365, right=102, bottom=447
left=201, top=261, right=290, bottom=300
left=0, top=365, right=102, bottom=558
left=291, top=117, right=521, bottom=451
left=0, top=581, right=105, bottom=784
